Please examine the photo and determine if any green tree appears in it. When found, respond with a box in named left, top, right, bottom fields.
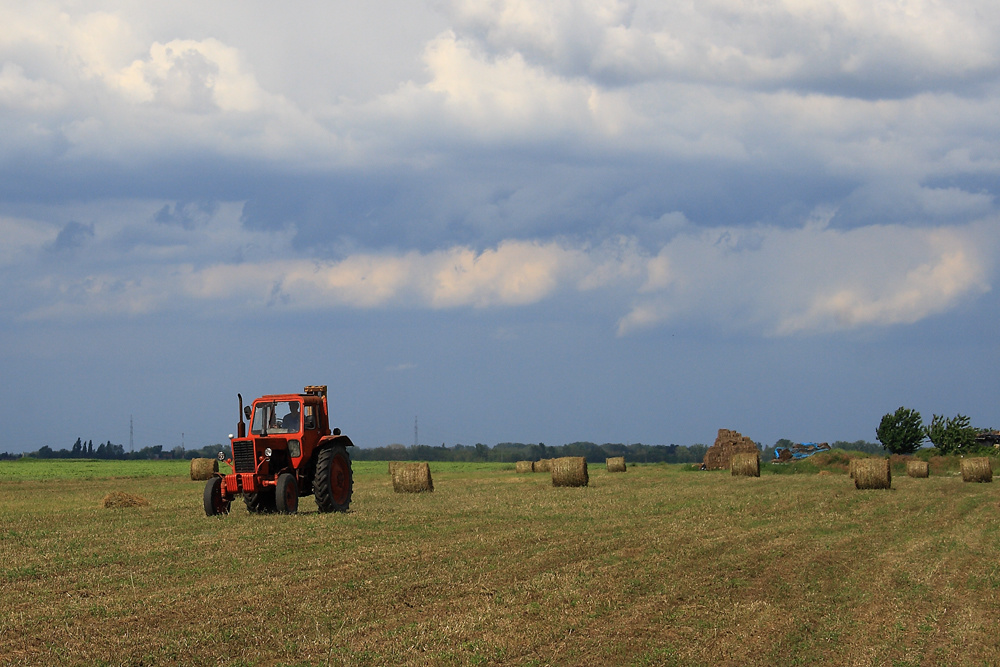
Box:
left=925, top=414, right=978, bottom=455
left=876, top=407, right=924, bottom=454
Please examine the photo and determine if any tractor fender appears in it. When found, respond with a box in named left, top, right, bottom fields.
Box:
left=319, top=434, right=354, bottom=449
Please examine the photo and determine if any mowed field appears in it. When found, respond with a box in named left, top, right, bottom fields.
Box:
left=2, top=457, right=1000, bottom=666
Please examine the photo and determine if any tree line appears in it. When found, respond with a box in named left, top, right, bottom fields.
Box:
left=876, top=407, right=997, bottom=455
left=0, top=436, right=901, bottom=464
left=3, top=438, right=226, bottom=461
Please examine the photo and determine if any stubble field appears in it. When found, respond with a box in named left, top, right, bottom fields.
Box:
left=1, top=457, right=999, bottom=666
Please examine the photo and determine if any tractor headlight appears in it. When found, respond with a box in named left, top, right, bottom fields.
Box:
left=264, top=447, right=272, bottom=459
left=217, top=451, right=225, bottom=461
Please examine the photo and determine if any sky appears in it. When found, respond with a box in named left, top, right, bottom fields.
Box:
left=2, top=0, right=999, bottom=454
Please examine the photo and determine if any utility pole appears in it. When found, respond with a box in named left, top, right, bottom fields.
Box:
left=414, top=416, right=418, bottom=448
left=129, top=415, right=134, bottom=453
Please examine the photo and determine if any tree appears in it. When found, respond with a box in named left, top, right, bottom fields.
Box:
left=925, top=414, right=978, bottom=455
left=876, top=407, right=924, bottom=454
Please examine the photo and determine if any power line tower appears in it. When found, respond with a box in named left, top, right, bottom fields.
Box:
left=414, top=415, right=418, bottom=448
left=129, top=415, right=134, bottom=453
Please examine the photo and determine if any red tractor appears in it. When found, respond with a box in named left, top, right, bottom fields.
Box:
left=204, top=385, right=354, bottom=515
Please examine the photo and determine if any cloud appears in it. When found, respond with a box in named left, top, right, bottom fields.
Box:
left=183, top=239, right=596, bottom=310
left=115, top=38, right=263, bottom=113
left=444, top=0, right=1000, bottom=96
left=46, top=220, right=94, bottom=252
left=617, top=217, right=994, bottom=335
left=9, top=197, right=994, bottom=338
left=387, top=362, right=417, bottom=372
left=0, top=63, right=66, bottom=111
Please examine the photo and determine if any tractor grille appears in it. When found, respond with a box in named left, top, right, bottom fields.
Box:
left=232, top=440, right=257, bottom=473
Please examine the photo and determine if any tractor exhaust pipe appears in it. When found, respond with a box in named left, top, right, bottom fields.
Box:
left=237, top=393, right=246, bottom=438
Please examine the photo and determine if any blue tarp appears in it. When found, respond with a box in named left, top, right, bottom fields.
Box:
left=774, top=442, right=831, bottom=461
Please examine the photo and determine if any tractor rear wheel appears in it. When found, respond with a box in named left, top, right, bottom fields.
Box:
left=203, top=477, right=230, bottom=516
left=244, top=490, right=276, bottom=514
left=314, top=445, right=353, bottom=512
left=276, top=472, right=299, bottom=514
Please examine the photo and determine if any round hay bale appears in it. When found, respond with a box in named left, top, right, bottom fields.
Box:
left=534, top=459, right=553, bottom=473
left=961, top=457, right=992, bottom=483
left=606, top=457, right=626, bottom=473
left=190, top=457, right=218, bottom=481
left=730, top=452, right=760, bottom=477
left=392, top=462, right=433, bottom=493
left=551, top=457, right=588, bottom=487
left=848, top=458, right=859, bottom=479
left=906, top=460, right=930, bottom=478
left=388, top=461, right=402, bottom=476
left=854, top=458, right=891, bottom=490
left=515, top=460, right=534, bottom=474
left=101, top=492, right=149, bottom=509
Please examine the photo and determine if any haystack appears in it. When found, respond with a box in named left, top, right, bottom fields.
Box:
left=906, top=460, right=930, bottom=478
left=848, top=458, right=859, bottom=479
left=392, top=462, right=434, bottom=493
left=551, top=457, right=588, bottom=487
left=189, top=458, right=218, bottom=481
left=534, top=459, right=553, bottom=473
left=515, top=460, right=534, bottom=474
left=961, top=457, right=992, bottom=483
left=606, top=457, right=626, bottom=473
left=854, top=458, right=891, bottom=490
left=388, top=461, right=402, bottom=476
left=702, top=429, right=759, bottom=470
left=731, top=452, right=760, bottom=477
left=101, top=492, right=149, bottom=509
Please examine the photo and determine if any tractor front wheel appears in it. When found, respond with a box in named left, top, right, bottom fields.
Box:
left=276, top=472, right=299, bottom=514
left=203, top=477, right=231, bottom=516
left=314, top=445, right=353, bottom=513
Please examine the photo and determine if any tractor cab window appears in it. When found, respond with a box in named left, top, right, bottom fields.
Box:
left=250, top=401, right=301, bottom=435
left=304, top=405, right=317, bottom=430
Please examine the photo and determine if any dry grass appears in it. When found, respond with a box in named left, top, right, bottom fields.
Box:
left=4, top=460, right=1000, bottom=665
left=100, top=491, right=149, bottom=508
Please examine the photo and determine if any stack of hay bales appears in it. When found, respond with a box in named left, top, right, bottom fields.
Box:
left=190, top=458, right=218, bottom=481
left=534, top=459, right=553, bottom=473
left=551, top=457, right=588, bottom=487
left=854, top=458, right=891, bottom=490
left=906, top=460, right=930, bottom=478
left=702, top=429, right=759, bottom=470
left=515, top=460, right=534, bottom=474
left=961, top=457, right=992, bottom=483
left=606, top=457, right=626, bottom=473
left=392, top=462, right=434, bottom=493
left=101, top=492, right=149, bottom=508
left=731, top=452, right=760, bottom=477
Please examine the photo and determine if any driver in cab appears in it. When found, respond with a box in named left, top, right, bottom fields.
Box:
left=281, top=402, right=300, bottom=431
